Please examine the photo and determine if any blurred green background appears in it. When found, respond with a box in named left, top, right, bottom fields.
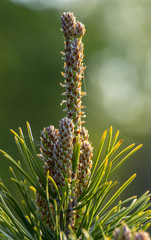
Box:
left=0, top=0, right=151, bottom=203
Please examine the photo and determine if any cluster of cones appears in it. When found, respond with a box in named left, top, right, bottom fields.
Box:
left=36, top=12, right=93, bottom=232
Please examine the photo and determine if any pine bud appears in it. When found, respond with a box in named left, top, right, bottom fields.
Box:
left=58, top=117, right=74, bottom=182
left=61, top=12, right=86, bottom=135
left=134, top=231, right=151, bottom=240
left=77, top=140, right=93, bottom=197
left=61, top=12, right=76, bottom=38
left=40, top=126, right=64, bottom=187
left=114, top=224, right=132, bottom=240
left=75, top=21, right=86, bottom=38
left=114, top=225, right=151, bottom=240
left=40, top=125, right=59, bottom=164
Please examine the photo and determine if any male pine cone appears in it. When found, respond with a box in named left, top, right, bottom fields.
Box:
left=36, top=12, right=93, bottom=233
